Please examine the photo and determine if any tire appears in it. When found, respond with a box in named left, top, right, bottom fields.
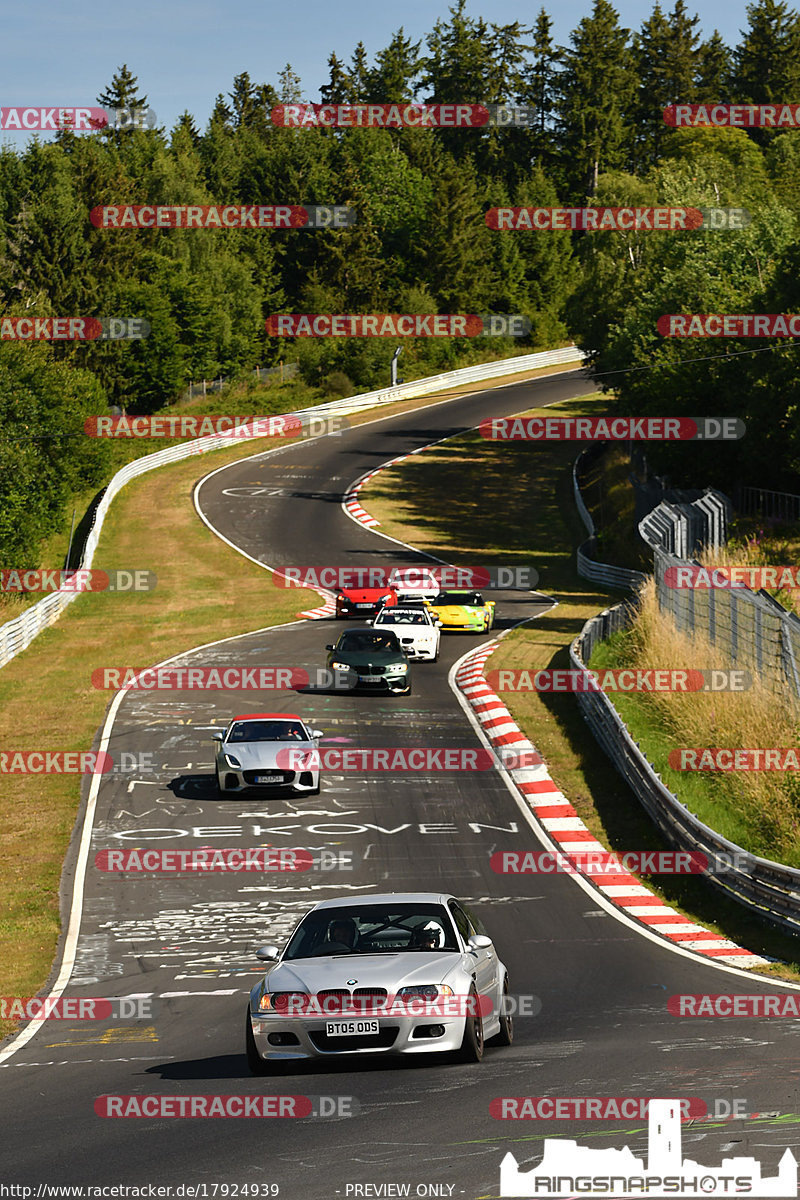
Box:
left=457, top=987, right=484, bottom=1063
left=216, top=767, right=225, bottom=795
left=310, top=782, right=321, bottom=795
left=490, top=976, right=513, bottom=1047
left=245, top=1006, right=270, bottom=1075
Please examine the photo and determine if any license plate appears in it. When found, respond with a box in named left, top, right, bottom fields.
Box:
left=356, top=603, right=373, bottom=608
left=359, top=674, right=382, bottom=682
left=255, top=774, right=283, bottom=783
left=326, top=1020, right=380, bottom=1037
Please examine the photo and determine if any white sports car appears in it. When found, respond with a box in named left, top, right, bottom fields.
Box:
left=212, top=713, right=323, bottom=795
left=388, top=567, right=442, bottom=602
left=245, top=892, right=512, bottom=1072
left=368, top=606, right=441, bottom=661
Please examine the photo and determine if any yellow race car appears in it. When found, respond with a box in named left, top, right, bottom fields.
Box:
left=428, top=590, right=495, bottom=632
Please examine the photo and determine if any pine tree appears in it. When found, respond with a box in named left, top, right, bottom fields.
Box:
left=229, top=72, right=256, bottom=128
left=97, top=64, right=148, bottom=110
left=555, top=0, right=637, bottom=197
left=422, top=0, right=493, bottom=101
left=633, top=1, right=701, bottom=170
left=696, top=31, right=733, bottom=101
left=734, top=0, right=800, bottom=104
left=420, top=152, right=493, bottom=310
left=319, top=53, right=353, bottom=104
left=350, top=43, right=371, bottom=100
left=368, top=29, right=422, bottom=101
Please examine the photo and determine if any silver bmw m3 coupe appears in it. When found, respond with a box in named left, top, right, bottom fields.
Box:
left=245, top=893, right=512, bottom=1072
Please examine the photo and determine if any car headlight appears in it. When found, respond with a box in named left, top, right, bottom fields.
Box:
left=224, top=753, right=242, bottom=768
left=395, top=663, right=408, bottom=672
left=259, top=991, right=309, bottom=1013
left=330, top=661, right=350, bottom=671
left=396, top=985, right=453, bottom=999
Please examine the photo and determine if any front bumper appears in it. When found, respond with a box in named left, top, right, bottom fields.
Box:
left=218, top=767, right=318, bottom=793
left=249, top=1010, right=466, bottom=1061
left=352, top=675, right=410, bottom=693
left=397, top=641, right=437, bottom=661
left=336, top=602, right=383, bottom=618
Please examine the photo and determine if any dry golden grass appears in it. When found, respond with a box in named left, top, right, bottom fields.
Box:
left=597, top=577, right=800, bottom=863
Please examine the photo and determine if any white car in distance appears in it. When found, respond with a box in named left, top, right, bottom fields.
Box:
left=388, top=567, right=442, bottom=603
left=368, top=606, right=441, bottom=662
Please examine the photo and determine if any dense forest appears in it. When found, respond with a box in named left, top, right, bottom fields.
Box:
left=2, top=0, right=800, bottom=567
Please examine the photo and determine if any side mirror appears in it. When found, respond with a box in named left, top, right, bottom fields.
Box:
left=310, top=729, right=324, bottom=739
left=365, top=618, right=373, bottom=625
left=211, top=732, right=224, bottom=742
left=255, top=945, right=280, bottom=961
left=468, top=934, right=493, bottom=951
left=325, top=644, right=334, bottom=651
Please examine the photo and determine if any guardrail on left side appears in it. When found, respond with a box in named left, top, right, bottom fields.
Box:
left=0, top=344, right=586, bottom=669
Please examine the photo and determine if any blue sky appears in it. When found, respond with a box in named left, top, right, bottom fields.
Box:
left=2, top=0, right=756, bottom=149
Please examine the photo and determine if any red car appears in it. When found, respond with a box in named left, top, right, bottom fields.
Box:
left=335, top=586, right=398, bottom=619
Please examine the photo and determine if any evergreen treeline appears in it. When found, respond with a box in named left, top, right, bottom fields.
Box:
left=3, top=0, right=800, bottom=568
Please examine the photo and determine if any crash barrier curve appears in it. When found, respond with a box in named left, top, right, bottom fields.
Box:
left=0, top=345, right=585, bottom=669
left=639, top=489, right=732, bottom=556
left=573, top=447, right=647, bottom=591
left=571, top=603, right=800, bottom=938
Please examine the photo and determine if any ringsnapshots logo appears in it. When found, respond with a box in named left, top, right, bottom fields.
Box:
left=485, top=668, right=751, bottom=693
left=0, top=569, right=155, bottom=593
left=479, top=416, right=745, bottom=441
left=659, top=314, right=800, bottom=337
left=95, top=1094, right=358, bottom=1119
left=486, top=207, right=750, bottom=231
left=84, top=414, right=348, bottom=439
left=90, top=204, right=355, bottom=229
left=265, top=314, right=530, bottom=337
left=498, top=1097, right=797, bottom=1197
left=0, top=316, right=150, bottom=340
left=665, top=103, right=800, bottom=128
left=0, top=106, right=156, bottom=132
left=275, top=565, right=539, bottom=590
left=270, top=102, right=534, bottom=128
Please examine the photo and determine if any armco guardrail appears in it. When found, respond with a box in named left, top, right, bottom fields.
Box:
left=0, top=344, right=585, bottom=669
left=573, top=448, right=647, bottom=592
left=571, top=606, right=800, bottom=937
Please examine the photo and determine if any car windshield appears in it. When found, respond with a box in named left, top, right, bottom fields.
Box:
left=389, top=571, right=438, bottom=588
left=282, top=903, right=459, bottom=959
left=337, top=632, right=400, bottom=652
left=376, top=611, right=427, bottom=625
left=227, top=720, right=307, bottom=742
left=435, top=591, right=484, bottom=605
